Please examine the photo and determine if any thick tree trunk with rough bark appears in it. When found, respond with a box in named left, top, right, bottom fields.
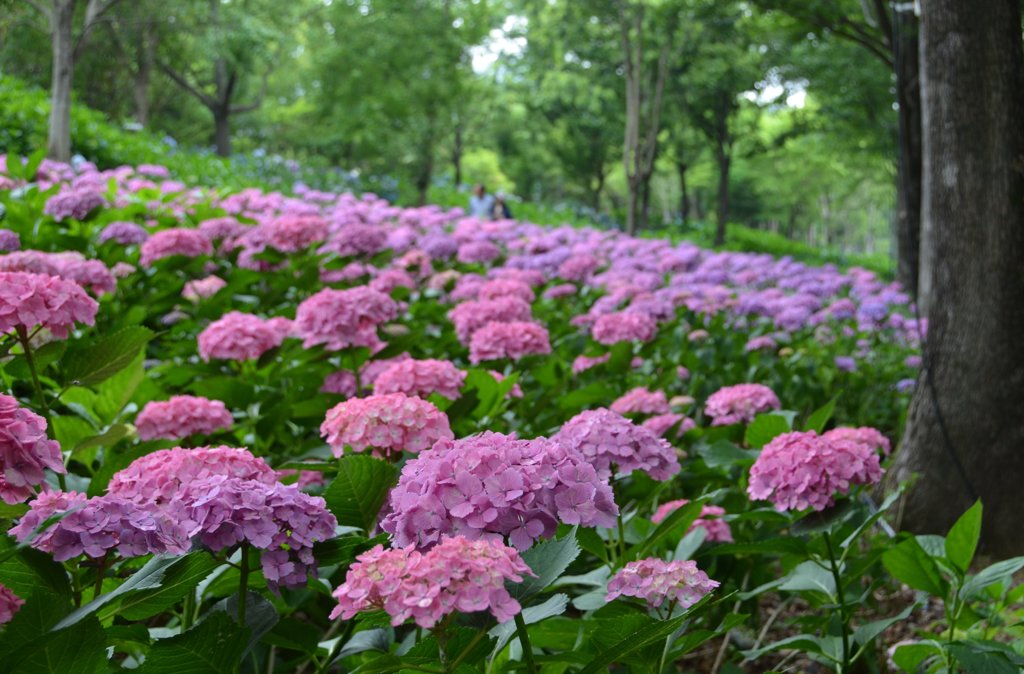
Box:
left=894, top=8, right=923, bottom=298
left=891, top=0, right=1024, bottom=558
left=47, top=0, right=76, bottom=162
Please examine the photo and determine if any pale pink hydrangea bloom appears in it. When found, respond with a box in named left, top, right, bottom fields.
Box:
left=704, top=383, right=781, bottom=426
left=822, top=426, right=892, bottom=455
left=320, top=393, right=453, bottom=459
left=0, top=271, right=98, bottom=338
left=747, top=431, right=883, bottom=512
left=610, top=387, right=670, bottom=416
left=0, top=393, right=66, bottom=504
left=182, top=275, right=227, bottom=302
left=687, top=329, right=710, bottom=342
left=295, top=286, right=398, bottom=351
left=642, top=413, right=696, bottom=438
left=373, top=359, right=466, bottom=400
left=0, top=584, right=23, bottom=624
left=448, top=297, right=533, bottom=344
left=591, top=311, right=658, bottom=345
left=606, top=558, right=719, bottom=609
left=135, top=395, right=233, bottom=441
left=198, top=311, right=289, bottom=361
left=572, top=353, right=610, bottom=375
left=10, top=491, right=190, bottom=562
left=650, top=499, right=733, bottom=542
left=382, top=431, right=618, bottom=549
left=321, top=370, right=358, bottom=396
left=276, top=468, right=326, bottom=489
left=112, top=262, right=136, bottom=278
left=140, top=228, right=213, bottom=266
left=469, top=321, right=551, bottom=364
left=330, top=536, right=532, bottom=628
left=543, top=283, right=577, bottom=300
left=745, top=335, right=777, bottom=352
left=477, top=278, right=535, bottom=303
left=554, top=409, right=680, bottom=481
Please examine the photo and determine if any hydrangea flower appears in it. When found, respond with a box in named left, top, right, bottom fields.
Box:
left=469, top=321, right=551, bottom=364
left=572, top=353, right=610, bottom=375
left=295, top=286, right=398, bottom=351
left=320, top=393, right=453, bottom=459
left=704, top=384, right=781, bottom=426
left=373, top=359, right=466, bottom=400
left=650, top=499, right=733, bottom=542
left=448, top=297, right=533, bottom=344
left=0, top=584, right=23, bottom=625
left=457, top=241, right=501, bottom=264
left=328, top=224, right=389, bottom=257
left=0, top=250, right=116, bottom=296
left=642, top=413, right=696, bottom=438
left=260, top=215, right=328, bottom=252
left=822, top=426, right=892, bottom=455
left=591, top=312, right=658, bottom=345
left=330, top=536, right=532, bottom=628
left=0, top=229, right=20, bottom=252
left=477, top=278, right=535, bottom=303
left=44, top=187, right=105, bottom=220
left=557, top=254, right=600, bottom=281
left=321, top=370, right=358, bottom=396
left=0, top=393, right=65, bottom=504
left=747, top=431, right=883, bottom=512
left=0, top=271, right=98, bottom=338
left=10, top=491, right=190, bottom=562
left=182, top=275, right=227, bottom=302
left=140, top=228, right=213, bottom=266
left=606, top=558, right=719, bottom=609
left=744, top=335, right=777, bottom=352
left=610, top=387, right=670, bottom=416
left=554, top=409, right=680, bottom=481
left=382, top=431, right=618, bottom=549
left=98, top=222, right=149, bottom=245
left=135, top=395, right=233, bottom=441
left=198, top=311, right=290, bottom=362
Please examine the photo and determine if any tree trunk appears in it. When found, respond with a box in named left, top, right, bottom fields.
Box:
left=591, top=171, right=605, bottom=211
left=452, top=123, right=463, bottom=187
left=213, top=111, right=231, bottom=156
left=714, top=143, right=730, bottom=246
left=677, top=161, right=689, bottom=225
left=624, top=178, right=639, bottom=234
left=132, top=20, right=156, bottom=126
left=894, top=8, right=923, bottom=298
left=891, top=0, right=1024, bottom=558
left=47, top=0, right=76, bottom=162
left=638, top=174, right=652, bottom=231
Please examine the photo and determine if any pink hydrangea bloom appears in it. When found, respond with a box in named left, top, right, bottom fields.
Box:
left=543, top=283, right=577, bottom=300
left=321, top=370, right=358, bottom=396
left=650, top=499, right=733, bottom=542
left=361, top=353, right=412, bottom=387
left=448, top=297, right=533, bottom=344
left=704, top=383, right=781, bottom=426
left=198, top=217, right=248, bottom=243
left=140, top=228, right=213, bottom=266
left=107, top=445, right=276, bottom=506
left=457, top=240, right=501, bottom=264
left=135, top=395, right=233, bottom=441
left=198, top=311, right=289, bottom=361
left=329, top=224, right=389, bottom=257
left=98, top=221, right=149, bottom=245
left=369, top=269, right=417, bottom=294
left=557, top=254, right=600, bottom=282
left=382, top=431, right=618, bottom=549
left=182, top=275, right=227, bottom=302
left=0, top=271, right=98, bottom=338
left=642, top=413, right=696, bottom=438
left=572, top=353, right=610, bottom=375
left=320, top=393, right=453, bottom=459
left=44, top=187, right=105, bottom=220
left=610, top=388, right=670, bottom=416
left=478, top=278, right=535, bottom=303
left=295, top=286, right=398, bottom=351
left=0, top=584, right=23, bottom=624
left=606, top=558, right=719, bottom=609
left=330, top=536, right=532, bottom=628
left=276, top=468, right=326, bottom=489
left=0, top=393, right=65, bottom=504
left=260, top=215, right=328, bottom=252
left=591, top=312, right=658, bottom=345
left=373, top=359, right=466, bottom=400
left=747, top=431, right=884, bottom=512
left=489, top=370, right=523, bottom=398
left=0, top=251, right=116, bottom=296
left=10, top=491, right=190, bottom=562
left=822, top=426, right=892, bottom=455
left=554, top=409, right=680, bottom=481
left=469, top=321, right=551, bottom=364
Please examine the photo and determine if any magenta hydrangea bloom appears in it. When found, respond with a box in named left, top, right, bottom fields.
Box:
left=182, top=275, right=227, bottom=302
left=557, top=254, right=600, bottom=282
left=650, top=499, right=733, bottom=542
left=10, top=491, right=190, bottom=562
left=747, top=431, right=884, bottom=512
left=457, top=240, right=501, bottom=264
left=0, top=393, right=65, bottom=504
left=448, top=297, right=533, bottom=344
left=642, top=413, right=696, bottom=438
left=321, top=370, right=358, bottom=396
left=554, top=409, right=680, bottom=481
left=140, top=228, right=213, bottom=266
left=477, top=278, right=535, bottom=303
left=572, top=353, right=610, bottom=375
left=320, top=393, right=453, bottom=459
left=198, top=311, right=289, bottom=362
left=704, top=383, right=781, bottom=426
left=822, top=426, right=892, bottom=455
left=606, top=558, right=719, bottom=609
left=135, top=395, right=233, bottom=441
left=0, top=271, right=98, bottom=338
left=330, top=536, right=532, bottom=628
left=610, top=387, right=670, bottom=416
left=295, top=286, right=398, bottom=351
left=0, top=583, right=23, bottom=624
left=469, top=321, right=551, bottom=364
left=382, top=431, right=618, bottom=549
left=98, top=222, right=149, bottom=245
left=44, top=187, right=105, bottom=220
left=260, top=215, right=328, bottom=253
left=591, top=312, right=658, bottom=345
left=107, top=445, right=276, bottom=506
left=373, top=359, right=466, bottom=400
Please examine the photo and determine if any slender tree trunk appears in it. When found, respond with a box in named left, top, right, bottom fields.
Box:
left=677, top=161, right=689, bottom=225
left=452, top=123, right=463, bottom=187
left=591, top=170, right=605, bottom=211
left=638, top=174, right=652, bottom=231
left=891, top=0, right=1024, bottom=557
left=894, top=8, right=923, bottom=297
left=132, top=21, right=156, bottom=126
left=213, top=110, right=231, bottom=156
left=714, top=142, right=730, bottom=246
left=624, top=178, right=639, bottom=234
left=48, top=0, right=76, bottom=162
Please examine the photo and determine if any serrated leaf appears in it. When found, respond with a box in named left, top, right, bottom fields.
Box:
left=137, top=611, right=249, bottom=674
left=212, top=591, right=278, bottom=658
left=115, top=552, right=221, bottom=621
left=945, top=500, right=982, bottom=574
left=0, top=590, right=107, bottom=674
left=62, top=326, right=154, bottom=387
left=745, top=413, right=791, bottom=448
left=323, top=455, right=398, bottom=531
left=803, top=395, right=839, bottom=433
left=510, top=528, right=580, bottom=600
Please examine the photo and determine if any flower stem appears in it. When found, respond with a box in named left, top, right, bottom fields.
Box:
left=513, top=612, right=537, bottom=674
left=15, top=326, right=65, bottom=491
left=823, top=531, right=850, bottom=673
left=617, top=511, right=627, bottom=561
left=93, top=551, right=110, bottom=598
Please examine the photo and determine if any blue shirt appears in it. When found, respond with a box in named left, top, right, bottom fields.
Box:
left=469, top=194, right=495, bottom=218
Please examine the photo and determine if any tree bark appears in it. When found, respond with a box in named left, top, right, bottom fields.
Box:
left=676, top=161, right=688, bottom=225
left=893, top=8, right=923, bottom=298
left=47, top=0, right=76, bottom=162
left=451, top=122, right=463, bottom=187
left=714, top=142, right=730, bottom=246
left=891, top=0, right=1024, bottom=558
left=213, top=110, right=231, bottom=156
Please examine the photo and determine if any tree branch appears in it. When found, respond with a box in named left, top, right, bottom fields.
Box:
left=74, top=0, right=122, bottom=58
left=157, top=60, right=218, bottom=110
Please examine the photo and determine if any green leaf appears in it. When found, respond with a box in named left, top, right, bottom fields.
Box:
left=137, top=611, right=249, bottom=674
left=212, top=591, right=279, bottom=658
left=489, top=593, right=569, bottom=653
left=883, top=537, right=946, bottom=596
left=628, top=499, right=704, bottom=561
left=742, top=634, right=832, bottom=662
left=778, top=561, right=836, bottom=597
left=744, top=413, right=791, bottom=448
left=0, top=591, right=108, bottom=674
left=62, top=326, right=154, bottom=387
left=115, top=552, right=221, bottom=621
left=893, top=641, right=942, bottom=673
left=803, top=395, right=839, bottom=433
left=853, top=602, right=918, bottom=646
left=960, top=556, right=1024, bottom=599
left=323, top=455, right=398, bottom=531
left=93, top=351, right=145, bottom=422
left=945, top=500, right=982, bottom=574
left=510, top=529, right=580, bottom=600
left=948, top=642, right=1020, bottom=674
left=0, top=541, right=71, bottom=599
left=72, top=423, right=131, bottom=455
left=697, top=440, right=758, bottom=469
